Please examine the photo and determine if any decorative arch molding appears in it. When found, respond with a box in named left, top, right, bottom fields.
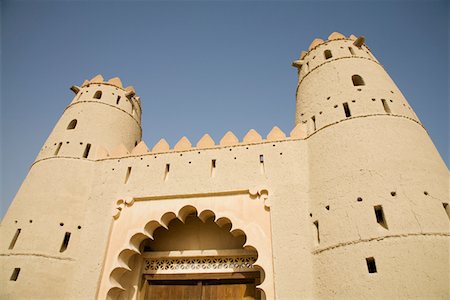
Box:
left=98, top=189, right=274, bottom=300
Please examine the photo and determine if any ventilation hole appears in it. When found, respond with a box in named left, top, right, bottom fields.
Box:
left=309, top=213, right=313, bottom=217
left=390, top=191, right=396, bottom=196
left=348, top=47, right=355, bottom=55
left=343, top=102, right=351, bottom=117
left=188, top=161, right=191, bottom=164
left=389, top=99, right=393, bottom=103
left=140, top=157, right=143, bottom=160
left=324, top=49, right=332, bottom=59
left=82, top=143, right=91, bottom=158
left=116, top=96, right=121, bottom=105
left=164, top=164, right=170, bottom=181
left=66, top=141, right=69, bottom=144
left=93, top=91, right=102, bottom=99
left=424, top=191, right=428, bottom=196
left=325, top=205, right=330, bottom=210
left=443, top=203, right=449, bottom=220
left=382, top=99, right=391, bottom=114
left=9, top=229, right=21, bottom=249
left=180, top=153, right=183, bottom=156
left=67, top=119, right=77, bottom=130
left=77, top=226, right=81, bottom=229
left=272, top=144, right=276, bottom=147
left=390, top=90, right=394, bottom=94
left=352, top=75, right=365, bottom=86
left=374, top=205, right=388, bottom=229
left=279, top=152, right=283, bottom=155
left=372, top=98, right=376, bottom=101
left=10, top=268, right=20, bottom=281
left=311, top=116, right=316, bottom=131
left=357, top=197, right=363, bottom=202
left=351, top=100, right=356, bottom=103
left=229, top=149, right=232, bottom=151
left=124, top=167, right=132, bottom=184
left=211, top=159, right=217, bottom=177
left=319, top=111, right=323, bottom=114
left=334, top=105, right=338, bottom=108
left=327, top=97, right=331, bottom=100
left=366, top=257, right=377, bottom=273
left=29, top=220, right=32, bottom=223
left=234, top=157, right=237, bottom=160
left=59, top=232, right=71, bottom=252
left=60, top=223, right=64, bottom=226
left=54, top=142, right=62, bottom=156
left=313, top=220, right=320, bottom=244
left=146, top=165, right=149, bottom=167
left=80, top=142, right=83, bottom=145
left=14, top=220, right=17, bottom=223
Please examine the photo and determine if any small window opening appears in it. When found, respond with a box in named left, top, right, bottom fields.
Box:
left=313, top=220, right=320, bottom=244
left=366, top=257, right=377, bottom=273
left=93, top=91, right=102, bottom=99
left=54, top=142, right=62, bottom=156
left=374, top=205, right=388, bottom=229
left=59, top=232, right=71, bottom=252
left=82, top=143, right=91, bottom=158
left=211, top=159, right=216, bottom=177
left=343, top=102, right=351, bottom=117
left=348, top=47, right=355, bottom=55
left=124, top=167, right=132, bottom=184
left=67, top=119, right=77, bottom=130
left=305, top=62, right=309, bottom=73
left=10, top=268, right=21, bottom=281
left=259, top=154, right=265, bottom=175
left=9, top=229, right=21, bottom=249
left=381, top=99, right=391, bottom=114
left=116, top=96, right=121, bottom=105
left=324, top=50, right=332, bottom=59
left=352, top=75, right=365, bottom=86
left=443, top=203, right=449, bottom=220
left=164, top=164, right=170, bottom=181
left=311, top=115, right=316, bottom=131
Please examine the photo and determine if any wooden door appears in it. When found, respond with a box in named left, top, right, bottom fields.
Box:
left=143, top=273, right=260, bottom=300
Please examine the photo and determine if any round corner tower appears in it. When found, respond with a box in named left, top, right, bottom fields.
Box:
left=292, top=32, right=449, bottom=299
left=0, top=75, right=142, bottom=299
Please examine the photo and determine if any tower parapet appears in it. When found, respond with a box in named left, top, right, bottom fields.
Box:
left=36, top=75, right=142, bottom=162
left=293, top=32, right=418, bottom=135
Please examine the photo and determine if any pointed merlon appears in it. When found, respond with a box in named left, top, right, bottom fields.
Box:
left=90, top=74, right=104, bottom=83
left=131, top=141, right=150, bottom=155
left=220, top=131, right=239, bottom=146
left=174, top=136, right=192, bottom=151
left=108, top=77, right=123, bottom=88
left=349, top=34, right=357, bottom=40
left=152, top=139, right=170, bottom=153
left=328, top=32, right=345, bottom=40
left=196, top=134, right=215, bottom=149
left=81, top=80, right=89, bottom=87
left=243, top=129, right=262, bottom=143
left=300, top=51, right=307, bottom=60
left=290, top=123, right=307, bottom=139
left=309, top=38, right=324, bottom=50
left=70, top=85, right=80, bottom=94
left=95, top=145, right=109, bottom=159
left=110, top=144, right=130, bottom=157
left=267, top=126, right=286, bottom=141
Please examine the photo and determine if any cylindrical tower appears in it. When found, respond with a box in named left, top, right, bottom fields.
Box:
left=0, top=75, right=142, bottom=299
left=293, top=32, right=449, bottom=298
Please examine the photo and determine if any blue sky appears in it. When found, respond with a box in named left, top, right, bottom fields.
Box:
left=1, top=0, right=448, bottom=218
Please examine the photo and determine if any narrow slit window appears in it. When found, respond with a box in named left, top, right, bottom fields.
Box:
left=54, top=142, right=62, bottom=156
left=305, top=62, right=309, bottom=73
left=259, top=154, right=265, bottom=175
left=313, top=220, right=320, bottom=244
left=164, top=164, right=170, bottom=181
left=67, top=119, right=77, bottom=130
left=374, top=205, right=388, bottom=229
left=93, top=91, right=102, bottom=99
left=211, top=159, right=216, bottom=177
left=343, top=102, right=351, bottom=117
left=116, top=96, right=121, bottom=105
left=381, top=99, right=391, bottom=114
left=59, top=232, right=71, bottom=252
left=348, top=47, right=355, bottom=55
left=443, top=203, right=449, bottom=220
left=10, top=268, right=21, bottom=281
left=311, top=115, right=316, bottom=130
left=324, top=49, right=332, bottom=59
left=352, top=75, right=365, bottom=86
left=366, top=257, right=377, bottom=273
left=124, top=167, right=132, bottom=184
left=83, top=143, right=91, bottom=158
left=9, top=229, right=21, bottom=249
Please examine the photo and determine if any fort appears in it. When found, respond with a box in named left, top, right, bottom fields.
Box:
left=1, top=32, right=449, bottom=299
